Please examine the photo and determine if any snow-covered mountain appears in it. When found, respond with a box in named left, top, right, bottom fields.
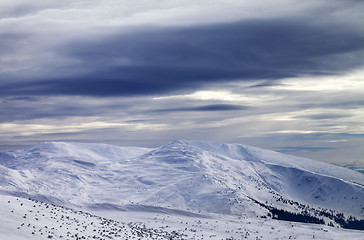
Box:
left=0, top=140, right=363, bottom=238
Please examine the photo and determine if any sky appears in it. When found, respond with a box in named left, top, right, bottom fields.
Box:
left=0, top=0, right=364, bottom=170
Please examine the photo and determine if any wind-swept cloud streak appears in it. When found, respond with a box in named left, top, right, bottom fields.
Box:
left=153, top=104, right=250, bottom=112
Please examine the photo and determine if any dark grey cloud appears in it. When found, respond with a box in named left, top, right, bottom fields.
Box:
left=1, top=17, right=363, bottom=97
left=276, top=146, right=336, bottom=153
left=248, top=81, right=283, bottom=88
left=153, top=104, right=249, bottom=113
left=235, top=132, right=359, bottom=151
left=294, top=113, right=352, bottom=120
left=298, top=99, right=364, bottom=110
left=0, top=97, right=132, bottom=122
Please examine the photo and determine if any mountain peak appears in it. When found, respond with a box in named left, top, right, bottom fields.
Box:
left=1, top=140, right=363, bottom=222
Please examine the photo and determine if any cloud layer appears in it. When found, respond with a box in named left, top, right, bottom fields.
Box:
left=0, top=0, right=363, bottom=169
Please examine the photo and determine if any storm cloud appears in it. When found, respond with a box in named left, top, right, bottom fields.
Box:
left=1, top=17, right=364, bottom=97
left=153, top=104, right=250, bottom=112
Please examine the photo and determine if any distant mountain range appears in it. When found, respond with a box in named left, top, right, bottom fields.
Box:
left=336, top=160, right=364, bottom=174
left=1, top=140, right=363, bottom=230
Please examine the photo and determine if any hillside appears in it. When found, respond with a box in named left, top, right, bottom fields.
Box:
left=0, top=140, right=363, bottom=238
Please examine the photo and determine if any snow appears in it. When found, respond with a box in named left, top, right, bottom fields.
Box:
left=182, top=140, right=364, bottom=185
left=1, top=140, right=363, bottom=239
left=1, top=194, right=363, bottom=240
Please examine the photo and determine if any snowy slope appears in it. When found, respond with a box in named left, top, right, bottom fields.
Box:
left=2, top=194, right=364, bottom=240
left=184, top=140, right=364, bottom=185
left=171, top=140, right=364, bottom=217
left=0, top=142, right=152, bottom=169
left=0, top=140, right=363, bottom=232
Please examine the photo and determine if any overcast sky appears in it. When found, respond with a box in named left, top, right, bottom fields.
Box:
left=1, top=0, right=363, bottom=168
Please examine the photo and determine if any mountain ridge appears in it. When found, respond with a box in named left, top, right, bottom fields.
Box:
left=0, top=140, right=363, bottom=229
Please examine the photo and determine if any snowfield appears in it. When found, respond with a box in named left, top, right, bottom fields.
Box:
left=0, top=140, right=363, bottom=239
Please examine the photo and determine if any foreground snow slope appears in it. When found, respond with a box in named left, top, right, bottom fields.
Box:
left=2, top=194, right=363, bottom=240
left=0, top=140, right=363, bottom=221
